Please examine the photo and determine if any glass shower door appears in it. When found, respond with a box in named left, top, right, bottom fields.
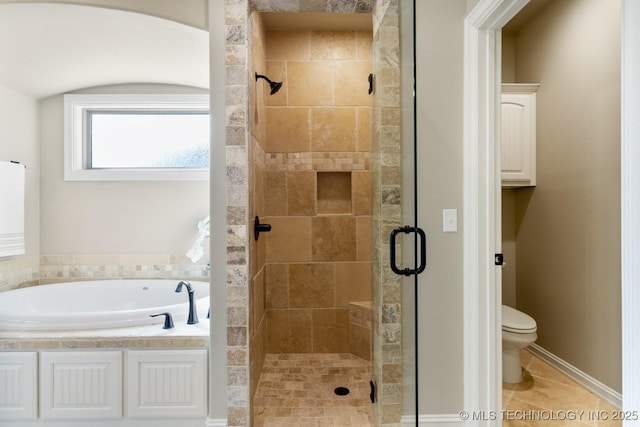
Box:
left=371, top=0, right=420, bottom=425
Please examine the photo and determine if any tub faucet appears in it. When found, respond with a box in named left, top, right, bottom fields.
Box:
left=175, top=280, right=199, bottom=325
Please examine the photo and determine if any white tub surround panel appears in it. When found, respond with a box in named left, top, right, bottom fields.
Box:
left=1, top=348, right=208, bottom=425
left=127, top=350, right=208, bottom=419
left=0, top=352, right=37, bottom=420
left=40, top=351, right=122, bottom=420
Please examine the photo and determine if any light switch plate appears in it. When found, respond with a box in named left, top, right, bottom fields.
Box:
left=443, top=209, right=457, bottom=232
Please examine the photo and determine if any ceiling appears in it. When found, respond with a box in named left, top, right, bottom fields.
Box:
left=0, top=3, right=209, bottom=99
left=0, top=2, right=549, bottom=100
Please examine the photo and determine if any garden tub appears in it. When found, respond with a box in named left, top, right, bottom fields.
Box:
left=0, top=279, right=209, bottom=331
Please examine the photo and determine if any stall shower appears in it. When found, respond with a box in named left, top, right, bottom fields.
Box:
left=248, top=11, right=374, bottom=426
left=219, top=1, right=406, bottom=425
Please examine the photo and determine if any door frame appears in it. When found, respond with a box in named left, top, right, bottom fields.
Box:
left=463, top=0, right=640, bottom=425
left=463, top=0, right=529, bottom=422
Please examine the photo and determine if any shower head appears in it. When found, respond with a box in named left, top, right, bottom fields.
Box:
left=255, top=72, right=283, bottom=95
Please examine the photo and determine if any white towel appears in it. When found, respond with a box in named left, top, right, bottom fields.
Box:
left=0, top=160, right=26, bottom=257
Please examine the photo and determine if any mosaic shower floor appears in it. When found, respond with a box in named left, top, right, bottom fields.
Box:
left=253, top=353, right=372, bottom=427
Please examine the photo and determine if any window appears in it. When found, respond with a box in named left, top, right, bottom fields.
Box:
left=64, top=94, right=209, bottom=181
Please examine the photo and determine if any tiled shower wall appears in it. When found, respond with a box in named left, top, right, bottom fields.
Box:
left=247, top=14, right=375, bottom=417
left=248, top=10, right=268, bottom=413
left=370, top=1, right=404, bottom=424
left=224, top=1, right=404, bottom=425
left=260, top=28, right=373, bottom=355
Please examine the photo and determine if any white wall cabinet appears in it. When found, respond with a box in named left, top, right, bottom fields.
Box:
left=501, top=84, right=539, bottom=187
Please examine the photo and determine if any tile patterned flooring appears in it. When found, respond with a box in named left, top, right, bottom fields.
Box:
left=503, top=349, right=621, bottom=427
left=252, top=349, right=621, bottom=426
left=253, top=353, right=372, bottom=427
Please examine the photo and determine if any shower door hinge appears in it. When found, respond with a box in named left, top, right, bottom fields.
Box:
left=369, top=380, right=376, bottom=403
left=495, top=253, right=504, bottom=266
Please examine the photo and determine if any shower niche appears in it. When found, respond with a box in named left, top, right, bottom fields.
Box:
left=317, top=171, right=352, bottom=214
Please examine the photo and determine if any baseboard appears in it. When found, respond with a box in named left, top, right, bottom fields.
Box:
left=527, top=344, right=622, bottom=408
left=205, top=418, right=227, bottom=427
left=401, top=413, right=464, bottom=426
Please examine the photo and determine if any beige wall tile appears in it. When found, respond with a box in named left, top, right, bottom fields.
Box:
left=287, top=171, right=316, bottom=216
left=265, top=217, right=311, bottom=262
left=287, top=61, right=334, bottom=106
left=264, top=171, right=287, bottom=216
left=349, top=323, right=371, bottom=361
left=356, top=216, right=372, bottom=261
left=266, top=30, right=310, bottom=60
left=312, top=216, right=356, bottom=261
left=266, top=309, right=312, bottom=353
left=382, top=363, right=402, bottom=384
left=266, top=107, right=310, bottom=153
left=265, top=263, right=289, bottom=308
left=352, top=171, right=371, bottom=215
left=289, top=263, right=336, bottom=308
left=357, top=107, right=371, bottom=152
left=349, top=301, right=371, bottom=327
left=265, top=61, right=287, bottom=106
left=356, top=31, right=372, bottom=61
left=380, top=165, right=400, bottom=186
left=311, top=107, right=356, bottom=152
left=310, top=31, right=356, bottom=60
left=253, top=267, right=265, bottom=334
left=312, top=308, right=349, bottom=353
left=335, top=262, right=371, bottom=307
left=227, top=326, right=247, bottom=346
left=334, top=61, right=372, bottom=106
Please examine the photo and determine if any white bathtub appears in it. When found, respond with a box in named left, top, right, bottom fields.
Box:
left=0, top=279, right=210, bottom=331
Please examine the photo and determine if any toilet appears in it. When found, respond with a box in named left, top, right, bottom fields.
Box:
left=502, top=305, right=537, bottom=383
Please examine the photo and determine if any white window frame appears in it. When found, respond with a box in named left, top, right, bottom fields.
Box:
left=64, top=93, right=209, bottom=181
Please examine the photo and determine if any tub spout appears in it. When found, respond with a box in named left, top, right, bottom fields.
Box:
left=150, top=312, right=175, bottom=329
left=175, top=280, right=198, bottom=325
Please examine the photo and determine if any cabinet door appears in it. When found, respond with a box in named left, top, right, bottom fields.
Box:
left=501, top=92, right=536, bottom=186
left=0, top=352, right=37, bottom=420
left=126, top=349, right=207, bottom=419
left=40, top=351, right=122, bottom=420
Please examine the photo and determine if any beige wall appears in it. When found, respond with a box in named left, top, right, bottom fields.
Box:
left=502, top=31, right=516, bottom=83
left=502, top=189, right=517, bottom=307
left=416, top=0, right=466, bottom=413
left=501, top=31, right=517, bottom=306
left=513, top=0, right=621, bottom=391
left=38, top=84, right=209, bottom=258
left=0, top=1, right=211, bottom=288
left=0, top=86, right=39, bottom=290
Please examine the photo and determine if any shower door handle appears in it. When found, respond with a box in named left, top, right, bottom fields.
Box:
left=389, top=226, right=426, bottom=276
